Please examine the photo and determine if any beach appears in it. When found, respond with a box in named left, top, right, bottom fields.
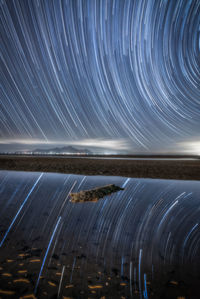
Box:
left=0, top=155, right=200, bottom=180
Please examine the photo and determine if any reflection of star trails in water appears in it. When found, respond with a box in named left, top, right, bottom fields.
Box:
left=34, top=216, right=61, bottom=293
left=0, top=171, right=199, bottom=298
left=0, top=173, right=43, bottom=247
left=35, top=180, right=77, bottom=293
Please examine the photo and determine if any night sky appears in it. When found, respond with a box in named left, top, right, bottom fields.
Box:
left=1, top=0, right=200, bottom=154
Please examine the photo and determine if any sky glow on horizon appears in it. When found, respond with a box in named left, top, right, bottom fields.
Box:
left=0, top=0, right=200, bottom=153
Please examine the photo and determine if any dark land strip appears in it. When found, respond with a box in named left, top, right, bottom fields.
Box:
left=0, top=155, right=200, bottom=180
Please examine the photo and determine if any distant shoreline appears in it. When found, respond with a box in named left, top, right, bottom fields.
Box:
left=0, top=155, right=200, bottom=181
left=0, top=153, right=199, bottom=159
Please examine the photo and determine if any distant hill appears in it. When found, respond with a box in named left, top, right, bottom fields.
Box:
left=32, top=146, right=92, bottom=155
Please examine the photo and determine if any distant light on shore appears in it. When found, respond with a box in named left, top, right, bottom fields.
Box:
left=179, top=141, right=200, bottom=155
left=1, top=138, right=200, bottom=156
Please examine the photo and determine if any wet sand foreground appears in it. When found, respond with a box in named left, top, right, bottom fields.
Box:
left=0, top=155, right=200, bottom=180
left=0, top=171, right=200, bottom=298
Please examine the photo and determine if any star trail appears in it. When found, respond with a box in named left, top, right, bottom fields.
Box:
left=1, top=0, right=200, bottom=153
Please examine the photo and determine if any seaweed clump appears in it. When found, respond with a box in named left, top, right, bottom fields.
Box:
left=70, top=184, right=124, bottom=203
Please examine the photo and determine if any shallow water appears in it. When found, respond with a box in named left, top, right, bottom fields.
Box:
left=0, top=171, right=199, bottom=298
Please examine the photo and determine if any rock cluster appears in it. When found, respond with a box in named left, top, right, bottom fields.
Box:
left=70, top=184, right=124, bottom=203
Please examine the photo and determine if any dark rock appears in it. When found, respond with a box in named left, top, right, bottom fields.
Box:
left=70, top=184, right=124, bottom=203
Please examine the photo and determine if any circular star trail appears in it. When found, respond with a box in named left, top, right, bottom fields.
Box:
left=0, top=0, right=200, bottom=151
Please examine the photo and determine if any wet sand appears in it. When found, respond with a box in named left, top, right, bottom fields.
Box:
left=0, top=155, right=200, bottom=180
left=0, top=171, right=199, bottom=298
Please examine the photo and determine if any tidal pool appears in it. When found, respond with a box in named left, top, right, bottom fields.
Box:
left=0, top=171, right=199, bottom=298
